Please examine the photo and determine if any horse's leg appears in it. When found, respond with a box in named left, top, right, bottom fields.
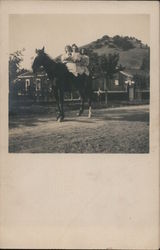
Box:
left=54, top=87, right=62, bottom=120
left=77, top=75, right=85, bottom=116
left=87, top=75, right=92, bottom=118
left=77, top=90, right=85, bottom=116
left=58, top=88, right=64, bottom=121
left=52, top=79, right=61, bottom=120
left=88, top=97, right=92, bottom=118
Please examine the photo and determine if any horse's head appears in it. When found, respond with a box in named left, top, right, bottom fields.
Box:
left=32, top=46, right=46, bottom=74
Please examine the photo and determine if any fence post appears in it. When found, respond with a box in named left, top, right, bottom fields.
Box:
left=136, top=88, right=142, bottom=101
left=105, top=91, right=108, bottom=104
left=104, top=78, right=108, bottom=104
left=128, top=86, right=134, bottom=101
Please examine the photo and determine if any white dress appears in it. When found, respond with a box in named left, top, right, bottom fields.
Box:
left=72, top=52, right=90, bottom=76
left=80, top=55, right=90, bottom=76
left=61, top=52, right=78, bottom=77
left=71, top=52, right=82, bottom=76
left=61, top=52, right=90, bottom=77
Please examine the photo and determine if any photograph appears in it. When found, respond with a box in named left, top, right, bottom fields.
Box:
left=0, top=1, right=159, bottom=249
left=9, top=14, right=150, bottom=153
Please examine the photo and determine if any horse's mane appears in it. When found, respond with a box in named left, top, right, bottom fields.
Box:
left=43, top=52, right=56, bottom=64
left=41, top=51, right=69, bottom=77
left=43, top=52, right=65, bottom=68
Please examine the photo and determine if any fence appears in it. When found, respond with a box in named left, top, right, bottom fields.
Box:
left=135, top=89, right=150, bottom=100
left=93, top=90, right=129, bottom=103
left=9, top=88, right=150, bottom=110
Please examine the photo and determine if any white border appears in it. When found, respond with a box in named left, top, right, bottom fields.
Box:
left=0, top=1, right=159, bottom=249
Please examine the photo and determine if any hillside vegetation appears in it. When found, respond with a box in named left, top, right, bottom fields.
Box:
left=83, top=35, right=149, bottom=69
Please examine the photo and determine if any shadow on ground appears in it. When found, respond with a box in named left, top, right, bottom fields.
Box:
left=9, top=108, right=149, bottom=129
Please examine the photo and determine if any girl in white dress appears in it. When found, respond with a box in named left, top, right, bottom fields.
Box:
left=79, top=48, right=90, bottom=76
left=61, top=44, right=90, bottom=77
left=71, top=44, right=83, bottom=76
left=61, top=45, right=78, bottom=77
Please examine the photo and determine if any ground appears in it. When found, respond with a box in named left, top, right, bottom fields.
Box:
left=9, top=105, right=149, bottom=153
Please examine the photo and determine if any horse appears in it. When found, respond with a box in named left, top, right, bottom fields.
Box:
left=32, top=47, right=92, bottom=122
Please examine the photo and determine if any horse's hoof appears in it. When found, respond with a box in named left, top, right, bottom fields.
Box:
left=57, top=116, right=64, bottom=122
left=56, top=115, right=61, bottom=121
left=58, top=117, right=62, bottom=122
left=77, top=110, right=83, bottom=116
left=57, top=114, right=64, bottom=121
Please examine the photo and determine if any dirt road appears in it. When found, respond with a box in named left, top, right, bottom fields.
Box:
left=9, top=105, right=149, bottom=153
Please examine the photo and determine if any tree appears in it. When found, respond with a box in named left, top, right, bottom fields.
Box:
left=100, top=53, right=119, bottom=78
left=113, top=35, right=134, bottom=50
left=99, top=53, right=120, bottom=89
left=9, top=49, right=26, bottom=94
left=87, top=50, right=102, bottom=77
left=140, top=50, right=150, bottom=72
left=117, top=64, right=125, bottom=71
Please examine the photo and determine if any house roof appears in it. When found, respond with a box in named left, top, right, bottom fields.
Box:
left=121, top=69, right=149, bottom=77
left=119, top=71, right=133, bottom=78
left=18, top=71, right=47, bottom=79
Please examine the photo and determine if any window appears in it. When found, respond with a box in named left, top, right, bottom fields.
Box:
left=114, top=79, right=119, bottom=86
left=25, top=79, right=30, bottom=91
left=36, top=79, right=41, bottom=91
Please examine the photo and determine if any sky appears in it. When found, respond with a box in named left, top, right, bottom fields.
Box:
left=9, top=14, right=150, bottom=70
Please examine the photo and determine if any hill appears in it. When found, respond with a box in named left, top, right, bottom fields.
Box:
left=82, top=35, right=149, bottom=70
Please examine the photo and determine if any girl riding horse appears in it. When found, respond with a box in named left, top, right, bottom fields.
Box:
left=32, top=47, right=92, bottom=122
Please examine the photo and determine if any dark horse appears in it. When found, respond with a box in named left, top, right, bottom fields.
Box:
left=32, top=47, right=92, bottom=122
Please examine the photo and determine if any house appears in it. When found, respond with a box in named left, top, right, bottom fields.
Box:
left=14, top=68, right=149, bottom=104
left=120, top=69, right=149, bottom=89
left=92, top=72, right=129, bottom=103
left=14, top=70, right=79, bottom=101
left=13, top=71, right=52, bottom=100
left=92, top=69, right=149, bottom=103
left=119, top=71, right=134, bottom=88
left=93, top=71, right=133, bottom=92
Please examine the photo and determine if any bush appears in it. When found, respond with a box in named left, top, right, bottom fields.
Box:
left=108, top=44, right=116, bottom=48
left=113, top=36, right=135, bottom=50
left=95, top=43, right=102, bottom=49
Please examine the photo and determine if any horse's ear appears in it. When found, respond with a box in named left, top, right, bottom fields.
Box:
left=42, top=46, right=45, bottom=52
left=35, top=49, right=38, bottom=54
